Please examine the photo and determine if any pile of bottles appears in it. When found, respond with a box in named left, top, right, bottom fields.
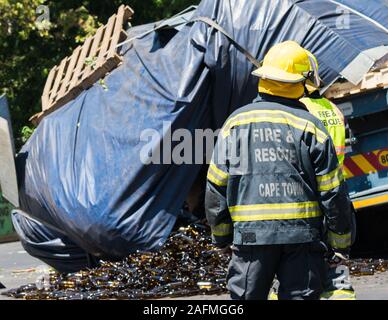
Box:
left=346, top=259, right=388, bottom=277
left=4, top=223, right=388, bottom=300
left=2, top=224, right=230, bottom=300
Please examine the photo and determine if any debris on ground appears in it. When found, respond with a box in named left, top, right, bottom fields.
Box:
left=3, top=223, right=388, bottom=300
left=2, top=224, right=230, bottom=300
left=347, top=259, right=388, bottom=277
left=11, top=268, right=37, bottom=274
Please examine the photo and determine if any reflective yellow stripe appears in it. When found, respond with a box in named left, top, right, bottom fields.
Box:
left=207, top=172, right=227, bottom=187
left=316, top=167, right=344, bottom=191
left=231, top=211, right=322, bottom=221
left=209, top=162, right=228, bottom=179
left=207, top=163, right=228, bottom=187
left=229, top=202, right=322, bottom=222
left=328, top=230, right=351, bottom=249
left=353, top=194, right=388, bottom=210
left=337, top=155, right=345, bottom=167
left=317, top=167, right=343, bottom=184
left=221, top=110, right=327, bottom=143
left=230, top=201, right=319, bottom=211
left=301, top=97, right=346, bottom=164
left=320, top=290, right=356, bottom=300
left=351, top=155, right=377, bottom=174
left=211, top=223, right=233, bottom=237
left=294, top=63, right=310, bottom=72
left=268, top=292, right=279, bottom=300
left=343, top=166, right=354, bottom=179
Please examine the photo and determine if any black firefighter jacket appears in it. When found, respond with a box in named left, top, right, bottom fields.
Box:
left=205, top=94, right=353, bottom=251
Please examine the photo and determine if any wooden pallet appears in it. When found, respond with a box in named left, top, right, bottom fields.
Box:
left=325, top=60, right=388, bottom=100
left=30, top=5, right=134, bottom=125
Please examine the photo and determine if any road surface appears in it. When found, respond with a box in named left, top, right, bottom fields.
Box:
left=0, top=241, right=387, bottom=300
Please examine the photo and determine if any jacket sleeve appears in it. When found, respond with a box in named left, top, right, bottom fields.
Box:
left=309, top=128, right=353, bottom=251
left=205, top=134, right=233, bottom=247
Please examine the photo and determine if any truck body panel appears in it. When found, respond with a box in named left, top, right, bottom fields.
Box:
left=337, top=87, right=388, bottom=210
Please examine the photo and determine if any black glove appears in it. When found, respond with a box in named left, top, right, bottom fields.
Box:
left=216, top=245, right=232, bottom=255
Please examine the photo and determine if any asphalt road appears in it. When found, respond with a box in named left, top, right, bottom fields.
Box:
left=0, top=241, right=387, bottom=300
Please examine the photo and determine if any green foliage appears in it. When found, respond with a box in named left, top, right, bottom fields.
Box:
left=21, top=125, right=35, bottom=143
left=0, top=0, right=198, bottom=149
left=0, top=193, right=14, bottom=236
left=0, top=194, right=13, bottom=214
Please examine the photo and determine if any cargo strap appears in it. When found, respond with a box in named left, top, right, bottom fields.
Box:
left=117, top=15, right=261, bottom=68
left=192, top=16, right=261, bottom=68
left=116, top=5, right=198, bottom=49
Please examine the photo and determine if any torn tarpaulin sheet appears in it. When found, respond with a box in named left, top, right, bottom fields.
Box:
left=13, top=0, right=388, bottom=270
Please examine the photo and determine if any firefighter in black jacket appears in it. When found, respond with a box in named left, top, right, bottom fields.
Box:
left=205, top=41, right=353, bottom=300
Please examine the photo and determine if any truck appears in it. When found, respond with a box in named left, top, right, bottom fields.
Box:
left=326, top=63, right=388, bottom=256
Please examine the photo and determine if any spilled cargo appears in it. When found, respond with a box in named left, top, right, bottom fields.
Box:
left=3, top=223, right=388, bottom=300
left=2, top=224, right=230, bottom=300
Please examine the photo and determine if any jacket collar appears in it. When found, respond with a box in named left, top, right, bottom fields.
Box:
left=254, top=93, right=307, bottom=111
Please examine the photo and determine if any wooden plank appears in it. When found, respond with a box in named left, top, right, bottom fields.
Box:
left=104, top=54, right=122, bottom=73
left=29, top=111, right=44, bottom=126
left=96, top=15, right=116, bottom=68
left=51, top=57, right=72, bottom=103
left=107, top=5, right=125, bottom=59
left=69, top=36, right=93, bottom=89
left=41, top=66, right=57, bottom=111
left=325, top=64, right=388, bottom=100
left=83, top=55, right=122, bottom=89
left=48, top=58, right=67, bottom=106
left=119, top=30, right=128, bottom=43
left=82, top=25, right=105, bottom=82
left=123, top=5, right=135, bottom=21
left=46, top=67, right=59, bottom=110
left=57, top=46, right=82, bottom=98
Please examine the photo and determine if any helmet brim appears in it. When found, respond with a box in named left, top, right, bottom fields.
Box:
left=252, top=66, right=306, bottom=83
